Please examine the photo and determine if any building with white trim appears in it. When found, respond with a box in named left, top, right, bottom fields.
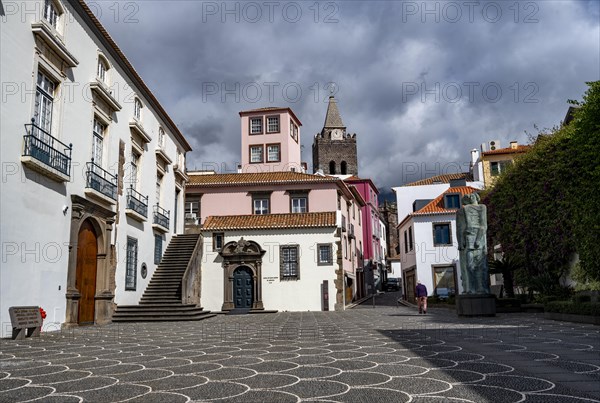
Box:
left=1, top=0, right=190, bottom=335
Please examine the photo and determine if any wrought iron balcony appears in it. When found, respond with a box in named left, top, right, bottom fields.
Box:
left=85, top=160, right=117, bottom=201
left=126, top=185, right=148, bottom=218
left=153, top=204, right=170, bottom=232
left=22, top=120, right=72, bottom=181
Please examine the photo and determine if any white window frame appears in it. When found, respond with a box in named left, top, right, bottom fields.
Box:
left=266, top=144, right=280, bottom=162
left=156, top=173, right=163, bottom=206
left=253, top=198, right=269, bottom=215
left=250, top=145, right=263, bottom=163
left=134, top=98, right=142, bottom=120
left=280, top=245, right=299, bottom=280
left=250, top=117, right=263, bottom=134
left=92, top=118, right=105, bottom=167
left=317, top=243, right=333, bottom=265
left=34, top=71, right=55, bottom=136
left=291, top=196, right=307, bottom=213
left=43, top=0, right=59, bottom=29
left=266, top=116, right=279, bottom=133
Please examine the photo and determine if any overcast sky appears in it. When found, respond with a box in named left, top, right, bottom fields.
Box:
left=93, top=0, right=599, bottom=196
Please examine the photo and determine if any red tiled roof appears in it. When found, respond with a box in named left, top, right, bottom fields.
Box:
left=413, top=186, right=480, bottom=215
left=405, top=172, right=473, bottom=186
left=187, top=172, right=338, bottom=186
left=482, top=145, right=530, bottom=156
left=203, top=212, right=337, bottom=230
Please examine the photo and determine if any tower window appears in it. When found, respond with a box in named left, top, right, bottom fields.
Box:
left=341, top=161, right=347, bottom=175
left=266, top=116, right=280, bottom=133
left=329, top=161, right=336, bottom=175
left=250, top=117, right=263, bottom=134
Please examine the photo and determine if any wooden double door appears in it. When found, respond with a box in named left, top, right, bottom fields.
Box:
left=75, top=220, right=97, bottom=324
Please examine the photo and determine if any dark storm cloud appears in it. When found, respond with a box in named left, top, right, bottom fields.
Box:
left=94, top=0, right=599, bottom=190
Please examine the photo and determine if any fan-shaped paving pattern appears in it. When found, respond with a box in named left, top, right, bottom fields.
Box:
left=0, top=304, right=598, bottom=402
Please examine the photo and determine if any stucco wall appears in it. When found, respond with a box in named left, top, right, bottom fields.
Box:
left=0, top=1, right=187, bottom=334
left=200, top=228, right=338, bottom=312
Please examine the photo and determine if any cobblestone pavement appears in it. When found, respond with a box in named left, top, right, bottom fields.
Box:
left=1, top=294, right=599, bottom=402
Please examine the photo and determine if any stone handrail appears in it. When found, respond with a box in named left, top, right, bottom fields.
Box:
left=181, top=235, right=203, bottom=306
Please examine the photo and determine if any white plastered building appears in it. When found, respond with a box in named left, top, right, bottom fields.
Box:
left=0, top=0, right=191, bottom=335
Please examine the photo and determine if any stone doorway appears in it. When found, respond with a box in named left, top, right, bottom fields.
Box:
left=64, top=195, right=115, bottom=327
left=76, top=220, right=97, bottom=324
left=219, top=238, right=265, bottom=312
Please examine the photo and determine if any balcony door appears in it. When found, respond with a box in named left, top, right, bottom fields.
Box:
left=76, top=219, right=98, bottom=325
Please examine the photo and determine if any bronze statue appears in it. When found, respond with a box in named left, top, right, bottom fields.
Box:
left=456, top=193, right=490, bottom=294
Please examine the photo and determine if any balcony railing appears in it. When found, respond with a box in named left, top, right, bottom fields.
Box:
left=126, top=185, right=148, bottom=218
left=23, top=120, right=72, bottom=178
left=85, top=160, right=117, bottom=200
left=153, top=204, right=170, bottom=230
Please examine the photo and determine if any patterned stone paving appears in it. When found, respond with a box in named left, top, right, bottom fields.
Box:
left=1, top=296, right=599, bottom=402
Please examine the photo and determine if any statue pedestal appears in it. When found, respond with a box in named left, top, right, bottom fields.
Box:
left=456, top=294, right=496, bottom=317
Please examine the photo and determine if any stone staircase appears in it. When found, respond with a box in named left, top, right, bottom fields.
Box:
left=112, top=234, right=215, bottom=322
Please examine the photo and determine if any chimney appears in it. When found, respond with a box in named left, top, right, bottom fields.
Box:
left=510, top=141, right=518, bottom=149
left=237, top=164, right=242, bottom=173
left=470, top=148, right=479, bottom=164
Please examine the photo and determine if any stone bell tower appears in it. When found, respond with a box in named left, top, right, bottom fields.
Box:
left=312, top=96, right=358, bottom=175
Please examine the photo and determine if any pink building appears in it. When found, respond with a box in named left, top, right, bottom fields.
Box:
left=344, top=176, right=384, bottom=297
left=184, top=108, right=366, bottom=312
left=239, top=107, right=303, bottom=173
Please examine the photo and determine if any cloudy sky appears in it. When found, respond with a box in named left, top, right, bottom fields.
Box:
left=93, top=0, right=599, bottom=197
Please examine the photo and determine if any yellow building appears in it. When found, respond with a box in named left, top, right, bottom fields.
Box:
left=481, top=141, right=530, bottom=187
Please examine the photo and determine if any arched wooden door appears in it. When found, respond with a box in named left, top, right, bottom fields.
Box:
left=233, top=266, right=253, bottom=309
left=76, top=220, right=97, bottom=324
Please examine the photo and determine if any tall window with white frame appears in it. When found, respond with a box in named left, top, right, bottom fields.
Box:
left=250, top=117, right=263, bottom=134
left=158, top=128, right=165, bottom=149
left=134, top=98, right=142, bottom=120
left=130, top=150, right=140, bottom=189
left=280, top=245, right=299, bottom=280
left=266, top=144, right=280, bottom=162
left=250, top=145, right=263, bottom=163
left=97, top=58, right=108, bottom=84
left=125, top=237, right=138, bottom=290
left=43, top=0, right=59, bottom=28
left=156, top=173, right=162, bottom=207
left=266, top=116, right=279, bottom=133
left=34, top=72, right=55, bottom=139
left=92, top=118, right=105, bottom=171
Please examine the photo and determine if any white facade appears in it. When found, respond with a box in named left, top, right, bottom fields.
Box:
left=1, top=0, right=190, bottom=335
left=398, top=214, right=462, bottom=298
left=200, top=228, right=338, bottom=312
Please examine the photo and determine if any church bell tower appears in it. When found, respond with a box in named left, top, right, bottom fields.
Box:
left=312, top=96, right=358, bottom=175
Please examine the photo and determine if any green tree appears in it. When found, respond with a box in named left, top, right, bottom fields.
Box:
left=484, top=81, right=600, bottom=294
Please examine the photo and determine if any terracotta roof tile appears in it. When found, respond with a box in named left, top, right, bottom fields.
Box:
left=482, top=145, right=530, bottom=156
left=405, top=172, right=473, bottom=187
left=413, top=186, right=480, bottom=215
left=203, top=212, right=337, bottom=230
left=187, top=172, right=338, bottom=186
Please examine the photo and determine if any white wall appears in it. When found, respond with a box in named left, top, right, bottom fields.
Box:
left=201, top=228, right=338, bottom=312
left=0, top=1, right=187, bottom=334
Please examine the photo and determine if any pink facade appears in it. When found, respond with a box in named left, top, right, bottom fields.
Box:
left=188, top=183, right=339, bottom=223
left=345, top=178, right=382, bottom=263
left=239, top=108, right=303, bottom=173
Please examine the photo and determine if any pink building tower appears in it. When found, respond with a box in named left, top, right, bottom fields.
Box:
left=239, top=107, right=303, bottom=173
